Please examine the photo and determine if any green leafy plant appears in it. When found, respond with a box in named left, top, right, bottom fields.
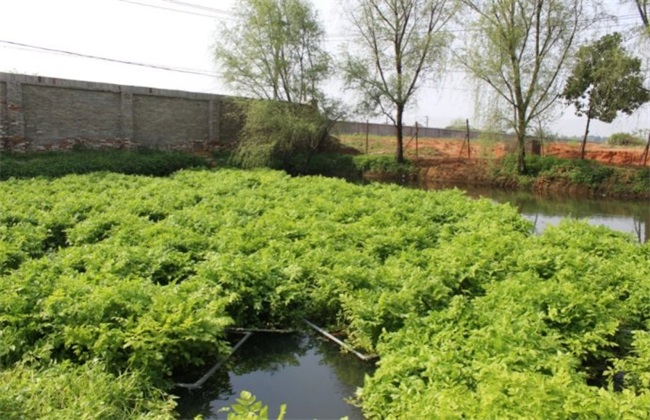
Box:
left=0, top=150, right=207, bottom=180
left=219, top=390, right=286, bottom=420
left=352, top=155, right=414, bottom=174
left=1, top=168, right=649, bottom=418
left=607, top=132, right=646, bottom=147
left=231, top=100, right=333, bottom=173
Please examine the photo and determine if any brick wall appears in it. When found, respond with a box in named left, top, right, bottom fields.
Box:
left=0, top=72, right=242, bottom=153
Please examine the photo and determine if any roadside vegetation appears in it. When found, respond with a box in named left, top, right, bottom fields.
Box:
left=1, top=168, right=649, bottom=418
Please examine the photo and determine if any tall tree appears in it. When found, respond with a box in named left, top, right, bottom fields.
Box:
left=342, top=0, right=455, bottom=163
left=214, top=0, right=337, bottom=170
left=215, top=0, right=330, bottom=104
left=459, top=0, right=589, bottom=174
left=562, top=33, right=649, bottom=159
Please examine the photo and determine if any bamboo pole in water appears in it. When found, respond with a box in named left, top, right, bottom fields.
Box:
left=175, top=332, right=253, bottom=389
left=302, top=319, right=377, bottom=361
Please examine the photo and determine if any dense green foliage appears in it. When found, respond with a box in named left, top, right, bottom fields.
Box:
left=215, top=0, right=329, bottom=103
left=608, top=132, right=647, bottom=146
left=495, top=154, right=630, bottom=189
left=361, top=222, right=650, bottom=417
left=0, top=150, right=208, bottom=180
left=231, top=100, right=332, bottom=172
left=0, top=361, right=176, bottom=419
left=561, top=32, right=649, bottom=158
left=300, top=154, right=414, bottom=178
left=1, top=168, right=649, bottom=417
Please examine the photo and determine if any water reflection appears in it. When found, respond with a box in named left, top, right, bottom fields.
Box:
left=175, top=333, right=374, bottom=420
left=419, top=182, right=649, bottom=244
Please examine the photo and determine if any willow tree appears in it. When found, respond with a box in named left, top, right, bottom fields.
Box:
left=459, top=0, right=589, bottom=174
left=215, top=0, right=329, bottom=103
left=214, top=0, right=336, bottom=170
left=342, top=0, right=456, bottom=163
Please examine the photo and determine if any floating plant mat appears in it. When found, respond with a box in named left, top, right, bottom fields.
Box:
left=174, top=332, right=375, bottom=419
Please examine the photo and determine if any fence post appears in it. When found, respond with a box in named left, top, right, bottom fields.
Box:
left=415, top=122, right=419, bottom=159
left=365, top=119, right=369, bottom=155
left=643, top=132, right=649, bottom=166
left=465, top=119, right=471, bottom=159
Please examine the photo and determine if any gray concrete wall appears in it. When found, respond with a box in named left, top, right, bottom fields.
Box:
left=0, top=72, right=240, bottom=152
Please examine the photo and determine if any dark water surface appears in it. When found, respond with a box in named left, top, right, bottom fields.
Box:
left=420, top=182, right=649, bottom=244
left=175, top=332, right=374, bottom=420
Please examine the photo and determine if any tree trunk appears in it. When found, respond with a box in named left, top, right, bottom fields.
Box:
left=395, top=105, right=405, bottom=163
left=517, top=135, right=527, bottom=174
left=516, top=116, right=527, bottom=174
left=581, top=115, right=592, bottom=160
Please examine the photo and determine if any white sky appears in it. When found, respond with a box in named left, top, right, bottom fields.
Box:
left=0, top=0, right=647, bottom=138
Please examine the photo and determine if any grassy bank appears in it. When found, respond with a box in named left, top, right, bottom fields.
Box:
left=0, top=149, right=208, bottom=180
left=492, top=155, right=650, bottom=199
left=334, top=134, right=648, bottom=199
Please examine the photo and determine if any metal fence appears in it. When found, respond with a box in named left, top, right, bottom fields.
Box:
left=332, top=120, right=480, bottom=139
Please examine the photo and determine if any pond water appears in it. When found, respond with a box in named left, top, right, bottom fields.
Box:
left=175, top=332, right=374, bottom=420
left=420, top=181, right=649, bottom=244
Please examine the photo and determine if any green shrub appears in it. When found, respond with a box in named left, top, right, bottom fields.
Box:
left=0, top=361, right=176, bottom=419
left=231, top=100, right=331, bottom=172
left=497, top=154, right=614, bottom=188
left=0, top=150, right=207, bottom=180
left=547, top=159, right=614, bottom=187
left=352, top=155, right=414, bottom=174
left=298, top=153, right=359, bottom=176
left=633, top=168, right=650, bottom=193
left=360, top=221, right=650, bottom=418
left=607, top=132, right=646, bottom=146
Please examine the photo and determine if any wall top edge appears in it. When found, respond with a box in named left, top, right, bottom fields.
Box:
left=0, top=72, right=226, bottom=101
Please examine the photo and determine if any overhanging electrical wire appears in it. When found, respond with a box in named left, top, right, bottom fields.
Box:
left=117, top=0, right=234, bottom=20
left=0, top=39, right=216, bottom=77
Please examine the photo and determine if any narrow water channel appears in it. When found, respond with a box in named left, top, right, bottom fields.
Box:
left=175, top=332, right=374, bottom=420
left=420, top=182, right=649, bottom=244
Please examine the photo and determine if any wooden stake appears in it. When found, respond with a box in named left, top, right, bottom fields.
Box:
left=466, top=119, right=471, bottom=159
left=365, top=120, right=369, bottom=155
left=415, top=121, right=419, bottom=159
left=642, top=132, right=650, bottom=166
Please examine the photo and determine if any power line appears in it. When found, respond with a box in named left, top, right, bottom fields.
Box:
left=117, top=0, right=234, bottom=20
left=160, top=0, right=237, bottom=16
left=0, top=40, right=216, bottom=77
left=116, top=0, right=644, bottom=40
